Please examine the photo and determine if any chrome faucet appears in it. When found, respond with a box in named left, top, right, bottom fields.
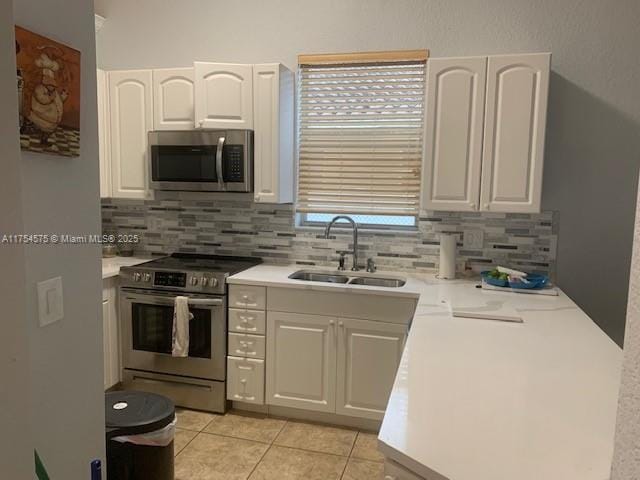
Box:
left=325, top=215, right=359, bottom=271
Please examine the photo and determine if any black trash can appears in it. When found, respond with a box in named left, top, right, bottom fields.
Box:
left=105, top=391, right=175, bottom=480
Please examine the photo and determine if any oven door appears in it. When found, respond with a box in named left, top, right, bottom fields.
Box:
left=120, top=288, right=227, bottom=381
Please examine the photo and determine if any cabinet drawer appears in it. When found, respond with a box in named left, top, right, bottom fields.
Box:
left=227, top=356, right=264, bottom=404
left=228, top=333, right=265, bottom=359
left=229, top=285, right=266, bottom=310
left=229, top=308, right=266, bottom=334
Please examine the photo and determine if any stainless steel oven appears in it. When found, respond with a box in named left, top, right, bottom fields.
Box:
left=120, top=288, right=227, bottom=412
left=149, top=130, right=253, bottom=192
left=119, top=254, right=261, bottom=413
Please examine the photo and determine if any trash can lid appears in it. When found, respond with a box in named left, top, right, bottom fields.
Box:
left=105, top=391, right=175, bottom=438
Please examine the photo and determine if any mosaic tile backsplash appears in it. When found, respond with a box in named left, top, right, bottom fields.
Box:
left=101, top=197, right=558, bottom=277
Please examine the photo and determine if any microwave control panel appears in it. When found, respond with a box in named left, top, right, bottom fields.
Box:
left=223, top=145, right=245, bottom=182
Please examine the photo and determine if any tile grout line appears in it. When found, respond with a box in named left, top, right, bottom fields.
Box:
left=245, top=419, right=289, bottom=480
left=338, top=431, right=359, bottom=479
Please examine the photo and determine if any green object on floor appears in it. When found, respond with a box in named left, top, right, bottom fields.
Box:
left=35, top=449, right=51, bottom=480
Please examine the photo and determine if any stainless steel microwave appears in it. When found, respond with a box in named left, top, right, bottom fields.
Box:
left=148, top=130, right=253, bottom=192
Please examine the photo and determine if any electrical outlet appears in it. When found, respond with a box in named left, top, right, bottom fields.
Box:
left=464, top=229, right=484, bottom=249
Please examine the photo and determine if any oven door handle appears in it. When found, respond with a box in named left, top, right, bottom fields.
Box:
left=216, top=135, right=226, bottom=190
left=121, top=291, right=224, bottom=307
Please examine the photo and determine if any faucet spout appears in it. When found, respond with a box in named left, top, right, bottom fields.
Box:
left=325, top=215, right=359, bottom=271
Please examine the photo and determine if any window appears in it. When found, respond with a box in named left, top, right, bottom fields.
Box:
left=296, top=50, right=427, bottom=228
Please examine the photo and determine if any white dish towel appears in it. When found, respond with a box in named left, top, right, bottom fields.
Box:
left=172, top=296, right=193, bottom=357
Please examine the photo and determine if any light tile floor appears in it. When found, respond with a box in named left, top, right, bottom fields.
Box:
left=173, top=409, right=384, bottom=480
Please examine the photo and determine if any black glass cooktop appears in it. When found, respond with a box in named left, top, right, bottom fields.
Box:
left=138, top=253, right=262, bottom=275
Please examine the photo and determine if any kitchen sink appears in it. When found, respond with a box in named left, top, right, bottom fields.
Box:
left=288, top=271, right=350, bottom=283
left=288, top=270, right=406, bottom=288
left=348, top=276, right=406, bottom=288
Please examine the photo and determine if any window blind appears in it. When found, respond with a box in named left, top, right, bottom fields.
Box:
left=297, top=60, right=426, bottom=216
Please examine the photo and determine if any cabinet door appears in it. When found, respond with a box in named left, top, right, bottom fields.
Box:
left=97, top=69, right=111, bottom=198
left=480, top=53, right=550, bottom=213
left=336, top=318, right=406, bottom=420
left=102, top=283, right=119, bottom=390
left=227, top=356, right=265, bottom=404
left=421, top=57, right=486, bottom=212
left=266, top=312, right=336, bottom=413
left=102, top=299, right=111, bottom=390
left=153, top=68, right=195, bottom=130
left=253, top=64, right=294, bottom=203
left=108, top=70, right=153, bottom=199
left=194, top=62, right=253, bottom=129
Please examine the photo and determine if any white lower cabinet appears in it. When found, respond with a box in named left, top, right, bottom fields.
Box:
left=227, top=356, right=265, bottom=404
left=265, top=311, right=407, bottom=420
left=102, top=279, right=120, bottom=390
left=266, top=312, right=337, bottom=413
left=336, top=318, right=407, bottom=420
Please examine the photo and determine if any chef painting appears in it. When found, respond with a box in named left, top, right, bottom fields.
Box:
left=15, top=26, right=81, bottom=157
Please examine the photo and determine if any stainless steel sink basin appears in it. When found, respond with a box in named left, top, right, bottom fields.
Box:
left=288, top=270, right=406, bottom=288
left=348, top=276, right=406, bottom=288
left=288, top=271, right=349, bottom=283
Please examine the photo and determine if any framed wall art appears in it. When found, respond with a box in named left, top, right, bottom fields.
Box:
left=15, top=26, right=81, bottom=157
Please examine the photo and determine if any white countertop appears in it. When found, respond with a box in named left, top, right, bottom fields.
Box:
left=228, top=264, right=623, bottom=480
left=101, top=255, right=152, bottom=279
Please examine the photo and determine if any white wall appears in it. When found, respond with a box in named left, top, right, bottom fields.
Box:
left=94, top=0, right=640, bottom=345
left=0, top=1, right=33, bottom=477
left=611, top=179, right=640, bottom=478
left=5, top=0, right=105, bottom=477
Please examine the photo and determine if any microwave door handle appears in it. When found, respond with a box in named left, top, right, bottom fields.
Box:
left=216, top=136, right=226, bottom=191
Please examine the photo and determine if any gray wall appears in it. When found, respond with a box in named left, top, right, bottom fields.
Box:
left=94, top=0, right=640, bottom=345
left=0, top=1, right=33, bottom=477
left=6, top=0, right=105, bottom=477
left=612, top=179, right=640, bottom=478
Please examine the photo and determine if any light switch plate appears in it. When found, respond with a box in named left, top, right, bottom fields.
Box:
left=37, top=276, right=64, bottom=327
left=464, top=229, right=484, bottom=250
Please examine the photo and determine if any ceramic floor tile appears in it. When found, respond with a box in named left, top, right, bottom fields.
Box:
left=175, top=432, right=269, bottom=480
left=249, top=445, right=347, bottom=480
left=204, top=412, right=286, bottom=443
left=174, top=428, right=198, bottom=456
left=274, top=421, right=357, bottom=456
left=341, top=458, right=384, bottom=480
left=350, top=432, right=384, bottom=462
left=175, top=408, right=219, bottom=432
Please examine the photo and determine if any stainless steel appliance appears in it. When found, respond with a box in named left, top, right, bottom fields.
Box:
left=149, top=130, right=253, bottom=192
left=119, top=254, right=261, bottom=412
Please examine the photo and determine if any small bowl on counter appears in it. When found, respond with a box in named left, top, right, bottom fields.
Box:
left=481, top=271, right=549, bottom=289
left=102, top=244, right=118, bottom=258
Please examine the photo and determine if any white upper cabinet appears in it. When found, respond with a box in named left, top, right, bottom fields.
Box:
left=108, top=70, right=153, bottom=199
left=194, top=62, right=253, bottom=129
left=97, top=69, right=111, bottom=198
left=336, top=318, right=406, bottom=420
left=153, top=67, right=195, bottom=130
left=421, top=52, right=550, bottom=213
left=253, top=64, right=294, bottom=203
left=421, top=57, right=486, bottom=212
left=480, top=53, right=550, bottom=213
left=266, top=312, right=337, bottom=413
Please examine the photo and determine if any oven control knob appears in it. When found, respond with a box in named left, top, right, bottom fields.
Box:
left=132, top=272, right=141, bottom=282
left=142, top=273, right=151, bottom=282
left=201, top=277, right=208, bottom=287
left=210, top=277, right=219, bottom=287
left=190, top=277, right=199, bottom=286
